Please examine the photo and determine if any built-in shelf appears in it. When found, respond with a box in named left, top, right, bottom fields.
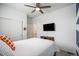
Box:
left=40, top=36, right=54, bottom=41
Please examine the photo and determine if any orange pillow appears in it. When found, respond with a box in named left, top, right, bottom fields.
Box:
left=0, top=35, right=15, bottom=51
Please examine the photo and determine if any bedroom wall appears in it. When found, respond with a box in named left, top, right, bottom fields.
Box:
left=0, top=5, right=27, bottom=41
left=27, top=16, right=37, bottom=38
left=27, top=16, right=33, bottom=38
left=32, top=4, right=76, bottom=52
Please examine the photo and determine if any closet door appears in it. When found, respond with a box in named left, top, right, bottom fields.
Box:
left=0, top=17, right=23, bottom=41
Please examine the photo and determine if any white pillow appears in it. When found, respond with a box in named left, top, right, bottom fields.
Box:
left=0, top=40, right=14, bottom=56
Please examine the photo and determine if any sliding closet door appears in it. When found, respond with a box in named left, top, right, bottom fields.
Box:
left=0, top=17, right=23, bottom=41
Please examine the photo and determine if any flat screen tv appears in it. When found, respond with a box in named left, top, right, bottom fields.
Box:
left=43, top=23, right=55, bottom=31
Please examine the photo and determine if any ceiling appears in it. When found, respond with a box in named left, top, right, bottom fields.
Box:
left=0, top=3, right=74, bottom=19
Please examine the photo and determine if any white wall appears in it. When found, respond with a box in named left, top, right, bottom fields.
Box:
left=0, top=5, right=27, bottom=40
left=32, top=4, right=76, bottom=52
left=0, top=17, right=23, bottom=41
left=27, top=16, right=37, bottom=38
left=27, top=16, right=33, bottom=38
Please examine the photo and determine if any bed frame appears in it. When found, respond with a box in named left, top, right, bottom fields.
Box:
left=40, top=36, right=55, bottom=41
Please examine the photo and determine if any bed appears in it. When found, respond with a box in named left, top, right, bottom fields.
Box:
left=13, top=38, right=58, bottom=56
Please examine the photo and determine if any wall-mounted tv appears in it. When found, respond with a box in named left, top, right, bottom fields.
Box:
left=43, top=23, right=55, bottom=31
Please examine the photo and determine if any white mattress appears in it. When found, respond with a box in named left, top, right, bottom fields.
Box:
left=13, top=38, right=57, bottom=56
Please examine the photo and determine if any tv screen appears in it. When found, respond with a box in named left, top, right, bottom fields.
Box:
left=43, top=23, right=55, bottom=31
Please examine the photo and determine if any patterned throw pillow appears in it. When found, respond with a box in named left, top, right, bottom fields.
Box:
left=0, top=35, right=15, bottom=51
left=0, top=40, right=14, bottom=56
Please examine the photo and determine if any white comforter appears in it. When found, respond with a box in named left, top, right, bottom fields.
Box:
left=13, top=38, right=57, bottom=56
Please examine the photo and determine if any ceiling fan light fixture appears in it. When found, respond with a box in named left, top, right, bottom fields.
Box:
left=36, top=8, right=40, bottom=11
left=24, top=3, right=51, bottom=14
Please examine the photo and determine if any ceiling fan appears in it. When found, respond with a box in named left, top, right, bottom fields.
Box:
left=24, top=3, right=51, bottom=14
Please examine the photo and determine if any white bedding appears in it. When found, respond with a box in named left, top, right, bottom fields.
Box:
left=13, top=38, right=57, bottom=56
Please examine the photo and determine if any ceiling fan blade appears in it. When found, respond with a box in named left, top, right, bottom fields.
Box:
left=31, top=9, right=36, bottom=13
left=40, top=6, right=51, bottom=8
left=24, top=4, right=36, bottom=8
left=39, top=10, right=44, bottom=14
left=36, top=3, right=40, bottom=7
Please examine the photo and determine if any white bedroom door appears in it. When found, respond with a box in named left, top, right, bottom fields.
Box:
left=0, top=17, right=23, bottom=41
